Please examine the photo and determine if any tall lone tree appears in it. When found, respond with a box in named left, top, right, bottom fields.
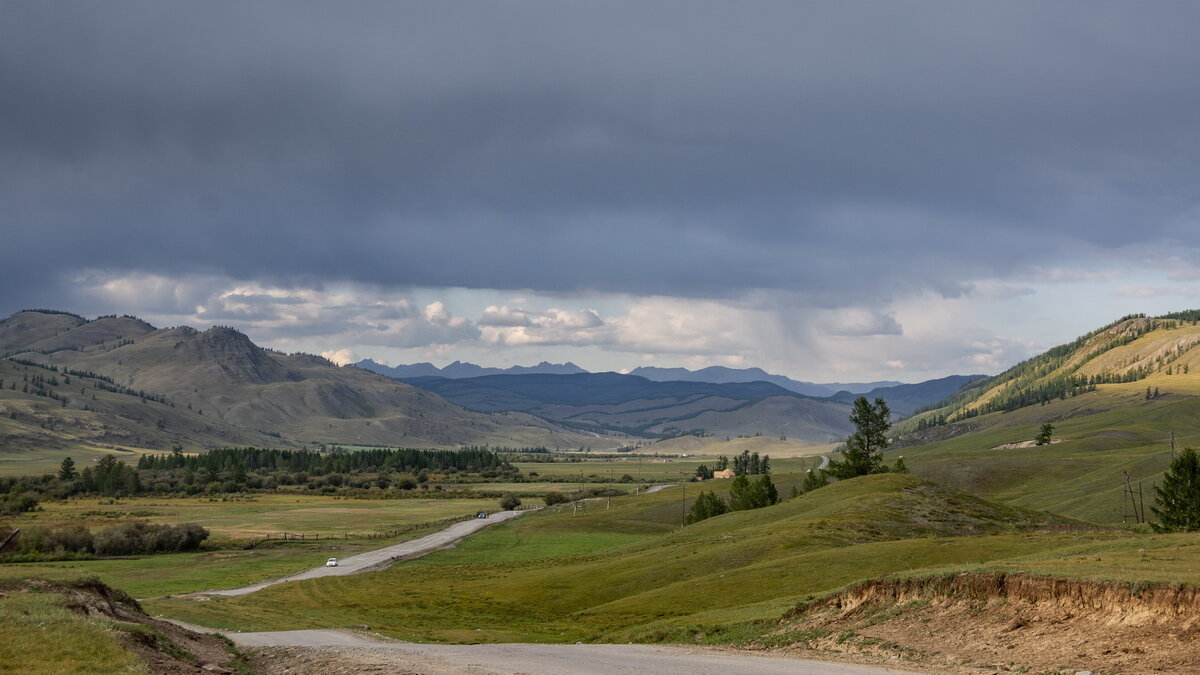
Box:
left=1151, top=447, right=1200, bottom=532
left=58, top=456, right=77, bottom=481
left=828, top=396, right=891, bottom=479
left=1034, top=423, right=1054, bottom=446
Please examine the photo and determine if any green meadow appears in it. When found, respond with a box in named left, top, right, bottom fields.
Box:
left=145, top=473, right=1185, bottom=644
left=897, top=390, right=1200, bottom=524
left=0, top=494, right=502, bottom=598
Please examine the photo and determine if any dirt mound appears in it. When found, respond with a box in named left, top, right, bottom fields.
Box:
left=4, top=577, right=251, bottom=674
left=775, top=573, right=1200, bottom=674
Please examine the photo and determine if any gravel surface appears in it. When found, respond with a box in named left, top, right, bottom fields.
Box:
left=230, top=630, right=925, bottom=674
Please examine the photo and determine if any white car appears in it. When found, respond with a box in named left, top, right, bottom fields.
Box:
left=326, top=557, right=338, bottom=567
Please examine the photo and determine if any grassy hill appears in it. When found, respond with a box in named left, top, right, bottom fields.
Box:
left=884, top=312, right=1200, bottom=525
left=149, top=473, right=1104, bottom=642
left=0, top=311, right=612, bottom=459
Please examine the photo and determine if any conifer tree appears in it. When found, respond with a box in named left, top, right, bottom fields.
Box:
left=827, top=397, right=891, bottom=479
left=1152, top=447, right=1200, bottom=532
left=58, top=456, right=76, bottom=481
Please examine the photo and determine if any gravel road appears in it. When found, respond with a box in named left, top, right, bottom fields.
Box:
left=228, top=629, right=923, bottom=674
left=204, top=509, right=527, bottom=596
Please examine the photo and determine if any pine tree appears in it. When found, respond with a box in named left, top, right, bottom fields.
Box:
left=58, top=456, right=77, bottom=481
left=1034, top=423, right=1053, bottom=446
left=801, top=469, right=829, bottom=493
left=686, top=490, right=729, bottom=524
left=827, top=397, right=891, bottom=479
left=728, top=474, right=754, bottom=510
left=1151, top=447, right=1200, bottom=532
left=758, top=474, right=779, bottom=505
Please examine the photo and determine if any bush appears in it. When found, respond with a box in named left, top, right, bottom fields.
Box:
left=18, top=525, right=95, bottom=554
left=0, top=493, right=39, bottom=515
left=499, top=493, right=522, bottom=510
left=543, top=491, right=571, bottom=506
left=92, top=522, right=210, bottom=556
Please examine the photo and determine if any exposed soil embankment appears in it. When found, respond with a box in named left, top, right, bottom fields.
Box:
left=777, top=573, right=1200, bottom=674
left=3, top=578, right=252, bottom=674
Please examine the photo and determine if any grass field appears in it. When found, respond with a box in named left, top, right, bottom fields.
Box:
left=0, top=494, right=505, bottom=598
left=7, top=494, right=502, bottom=540
left=0, top=530, right=439, bottom=598
left=144, top=473, right=1179, bottom=644
left=898, top=392, right=1200, bottom=524
left=0, top=445, right=163, bottom=477
left=512, top=456, right=820, bottom=483
left=637, top=435, right=837, bottom=458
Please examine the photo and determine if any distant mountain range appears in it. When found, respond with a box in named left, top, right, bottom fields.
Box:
left=0, top=310, right=604, bottom=454
left=354, top=359, right=588, bottom=379
left=397, top=372, right=854, bottom=442
left=354, top=359, right=905, bottom=396
left=628, top=366, right=903, bottom=396
left=355, top=367, right=986, bottom=442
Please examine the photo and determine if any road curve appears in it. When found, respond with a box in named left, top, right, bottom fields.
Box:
left=204, top=509, right=528, bottom=596
left=226, top=629, right=924, bottom=674
left=817, top=454, right=830, bottom=470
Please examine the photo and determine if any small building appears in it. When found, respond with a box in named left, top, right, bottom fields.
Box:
left=712, top=469, right=735, bottom=479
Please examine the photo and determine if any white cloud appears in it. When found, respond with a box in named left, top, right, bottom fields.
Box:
left=62, top=271, right=1053, bottom=381
left=480, top=307, right=608, bottom=347
left=320, top=348, right=356, bottom=366
left=479, top=305, right=532, bottom=327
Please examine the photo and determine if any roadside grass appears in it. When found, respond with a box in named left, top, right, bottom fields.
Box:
left=0, top=589, right=148, bottom=674
left=402, top=526, right=647, bottom=567
left=147, top=474, right=1149, bottom=644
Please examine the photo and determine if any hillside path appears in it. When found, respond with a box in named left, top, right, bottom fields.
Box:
left=223, top=629, right=924, bottom=674
left=203, top=509, right=527, bottom=596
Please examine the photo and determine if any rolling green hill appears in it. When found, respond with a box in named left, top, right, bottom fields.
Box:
left=890, top=312, right=1200, bottom=525
left=151, top=473, right=1102, bottom=642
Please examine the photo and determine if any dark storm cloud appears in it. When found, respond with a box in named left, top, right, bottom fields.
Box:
left=3, top=1, right=1200, bottom=313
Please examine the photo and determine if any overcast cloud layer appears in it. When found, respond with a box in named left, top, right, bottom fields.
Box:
left=4, top=2, right=1200, bottom=380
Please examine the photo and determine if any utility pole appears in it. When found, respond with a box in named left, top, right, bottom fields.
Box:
left=636, top=454, right=643, bottom=495
left=1122, top=471, right=1143, bottom=525
left=680, top=471, right=687, bottom=528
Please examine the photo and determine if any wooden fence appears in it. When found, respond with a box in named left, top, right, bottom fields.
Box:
left=256, top=510, right=501, bottom=545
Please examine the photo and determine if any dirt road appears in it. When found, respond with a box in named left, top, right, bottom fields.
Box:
left=205, top=509, right=527, bottom=596
left=229, top=629, right=923, bottom=674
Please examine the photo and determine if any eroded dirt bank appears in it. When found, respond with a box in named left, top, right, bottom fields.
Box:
left=775, top=573, right=1200, bottom=674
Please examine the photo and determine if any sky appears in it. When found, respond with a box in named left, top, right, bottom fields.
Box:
left=4, top=2, right=1200, bottom=382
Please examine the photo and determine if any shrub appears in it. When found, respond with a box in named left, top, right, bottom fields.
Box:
left=499, top=493, right=522, bottom=510
left=543, top=491, right=571, bottom=506
left=0, top=493, right=39, bottom=515
left=93, top=522, right=210, bottom=556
